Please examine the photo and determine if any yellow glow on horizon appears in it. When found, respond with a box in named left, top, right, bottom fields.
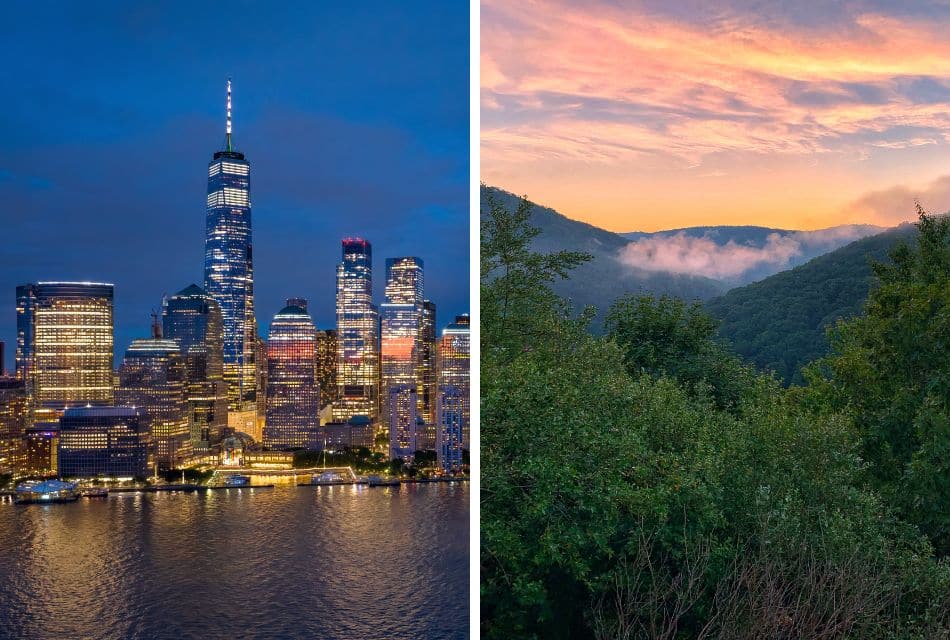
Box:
left=481, top=1, right=950, bottom=231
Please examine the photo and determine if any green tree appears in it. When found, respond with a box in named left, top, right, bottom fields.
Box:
left=481, top=187, right=591, bottom=362
left=481, top=195, right=949, bottom=639
left=605, top=295, right=758, bottom=411
left=809, top=205, right=950, bottom=554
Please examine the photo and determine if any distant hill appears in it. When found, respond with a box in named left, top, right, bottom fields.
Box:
left=481, top=186, right=727, bottom=328
left=620, top=224, right=883, bottom=285
left=705, top=224, right=918, bottom=385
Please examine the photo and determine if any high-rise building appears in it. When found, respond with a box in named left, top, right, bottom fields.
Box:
left=419, top=299, right=438, bottom=441
left=162, top=284, right=228, bottom=451
left=437, top=314, right=470, bottom=465
left=23, top=425, right=58, bottom=476
left=15, top=282, right=114, bottom=410
left=256, top=333, right=267, bottom=424
left=264, top=301, right=319, bottom=450
left=380, top=257, right=424, bottom=434
left=315, top=329, right=337, bottom=408
left=203, top=79, right=257, bottom=412
left=388, top=384, right=419, bottom=460
left=436, top=386, right=464, bottom=473
left=0, top=377, right=29, bottom=473
left=116, top=337, right=190, bottom=471
left=334, top=238, right=379, bottom=422
left=58, top=406, right=151, bottom=479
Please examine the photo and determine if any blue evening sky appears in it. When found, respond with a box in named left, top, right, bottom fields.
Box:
left=0, top=2, right=470, bottom=369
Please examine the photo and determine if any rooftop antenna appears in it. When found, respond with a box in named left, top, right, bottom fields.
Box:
left=226, top=77, right=233, bottom=152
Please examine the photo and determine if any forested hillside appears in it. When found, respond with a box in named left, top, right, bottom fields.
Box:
left=481, top=194, right=949, bottom=639
left=480, top=186, right=727, bottom=328
left=706, top=224, right=918, bottom=384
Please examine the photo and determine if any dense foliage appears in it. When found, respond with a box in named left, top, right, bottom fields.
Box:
left=706, top=225, right=917, bottom=384
left=808, top=206, right=950, bottom=555
left=481, top=195, right=949, bottom=639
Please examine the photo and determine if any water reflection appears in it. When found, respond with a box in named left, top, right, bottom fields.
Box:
left=0, top=483, right=469, bottom=640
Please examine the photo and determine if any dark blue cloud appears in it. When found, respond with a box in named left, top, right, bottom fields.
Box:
left=0, top=1, right=470, bottom=369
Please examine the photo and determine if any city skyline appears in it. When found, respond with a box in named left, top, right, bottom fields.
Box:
left=0, top=2, right=470, bottom=371
left=482, top=0, right=950, bottom=232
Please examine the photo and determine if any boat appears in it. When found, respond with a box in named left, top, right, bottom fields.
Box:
left=311, top=471, right=345, bottom=485
left=366, top=475, right=401, bottom=487
left=79, top=487, right=109, bottom=498
left=14, top=480, right=79, bottom=504
left=223, top=474, right=251, bottom=487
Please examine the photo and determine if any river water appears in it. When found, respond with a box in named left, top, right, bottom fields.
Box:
left=0, top=482, right=469, bottom=639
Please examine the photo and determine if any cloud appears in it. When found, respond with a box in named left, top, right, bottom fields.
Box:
left=842, top=174, right=950, bottom=224
left=617, top=226, right=882, bottom=280
left=481, top=0, right=950, bottom=168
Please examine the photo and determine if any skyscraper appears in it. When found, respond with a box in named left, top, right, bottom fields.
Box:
left=203, top=79, right=257, bottom=412
left=334, top=238, right=379, bottom=422
left=0, top=377, right=29, bottom=473
left=264, top=300, right=319, bottom=450
left=436, top=314, right=470, bottom=471
left=15, top=282, right=115, bottom=410
left=380, top=257, right=424, bottom=434
left=58, top=406, right=151, bottom=479
left=162, top=284, right=228, bottom=451
left=116, top=337, right=190, bottom=470
left=315, top=329, right=337, bottom=409
left=419, top=299, right=438, bottom=440
left=388, top=384, right=419, bottom=460
left=436, top=385, right=464, bottom=473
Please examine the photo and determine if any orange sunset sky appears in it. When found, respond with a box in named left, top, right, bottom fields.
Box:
left=481, top=0, right=950, bottom=232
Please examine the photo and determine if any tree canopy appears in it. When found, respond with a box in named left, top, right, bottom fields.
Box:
left=481, top=195, right=949, bottom=639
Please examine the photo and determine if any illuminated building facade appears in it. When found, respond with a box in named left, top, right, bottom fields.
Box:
left=380, top=257, right=424, bottom=434
left=163, top=284, right=228, bottom=451
left=0, top=377, right=29, bottom=473
left=256, top=334, right=267, bottom=422
left=16, top=282, right=115, bottom=410
left=23, top=425, right=58, bottom=476
left=388, top=384, right=419, bottom=460
left=436, top=386, right=464, bottom=473
left=334, top=238, right=379, bottom=422
left=203, top=79, right=257, bottom=411
left=264, top=301, right=319, bottom=450
left=438, top=314, right=470, bottom=450
left=58, top=406, right=151, bottom=478
left=315, top=329, right=337, bottom=408
left=116, top=338, right=190, bottom=470
left=419, top=299, right=437, bottom=446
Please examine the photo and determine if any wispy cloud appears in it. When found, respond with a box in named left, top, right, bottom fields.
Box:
left=842, top=174, right=950, bottom=224
left=617, top=225, right=882, bottom=280
left=483, top=1, right=950, bottom=166
left=481, top=0, right=950, bottom=230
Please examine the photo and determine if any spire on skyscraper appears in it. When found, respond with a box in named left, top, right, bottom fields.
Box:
left=225, top=77, right=233, bottom=152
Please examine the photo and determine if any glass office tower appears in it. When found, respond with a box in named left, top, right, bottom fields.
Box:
left=315, top=329, right=337, bottom=409
left=419, top=299, right=438, bottom=441
left=203, top=79, right=257, bottom=411
left=117, top=338, right=191, bottom=470
left=437, top=314, right=470, bottom=463
left=380, top=257, right=424, bottom=434
left=388, top=384, right=419, bottom=460
left=15, top=282, right=114, bottom=410
left=334, top=238, right=379, bottom=422
left=163, top=284, right=228, bottom=451
left=58, top=406, right=151, bottom=479
left=0, top=377, right=29, bottom=473
left=264, top=301, right=319, bottom=450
